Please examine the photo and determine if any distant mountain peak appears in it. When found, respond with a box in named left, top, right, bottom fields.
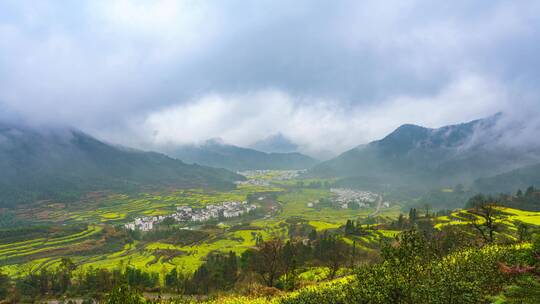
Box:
left=375, top=113, right=505, bottom=151
left=310, top=113, right=539, bottom=188
left=168, top=137, right=316, bottom=171
left=203, top=137, right=226, bottom=146
left=250, top=133, right=299, bottom=153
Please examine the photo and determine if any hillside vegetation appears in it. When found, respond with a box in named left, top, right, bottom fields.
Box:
left=2, top=174, right=540, bottom=303
left=474, top=163, right=540, bottom=194
left=169, top=139, right=317, bottom=171
left=310, top=114, right=540, bottom=190
left=0, top=123, right=243, bottom=207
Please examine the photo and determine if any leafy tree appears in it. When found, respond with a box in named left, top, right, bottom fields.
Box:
left=281, top=241, right=298, bottom=290
left=104, top=285, right=145, bottom=304
left=381, top=229, right=431, bottom=303
left=56, top=257, right=76, bottom=294
left=161, top=217, right=176, bottom=229
left=516, top=222, right=532, bottom=242
left=314, top=235, right=349, bottom=279
left=165, top=268, right=179, bottom=292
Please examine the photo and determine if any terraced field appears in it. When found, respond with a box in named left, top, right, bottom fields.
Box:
left=433, top=207, right=540, bottom=241
left=0, top=225, right=105, bottom=276
left=0, top=225, right=102, bottom=261
left=17, top=184, right=284, bottom=225
left=2, top=174, right=406, bottom=281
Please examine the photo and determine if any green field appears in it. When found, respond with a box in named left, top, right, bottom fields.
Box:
left=3, top=172, right=540, bottom=304
left=12, top=172, right=536, bottom=290
left=1, top=173, right=406, bottom=281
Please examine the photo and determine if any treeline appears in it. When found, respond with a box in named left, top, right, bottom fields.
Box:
left=463, top=185, right=540, bottom=211
left=0, top=230, right=356, bottom=302
left=0, top=258, right=159, bottom=303
left=294, top=180, right=332, bottom=189
left=128, top=228, right=209, bottom=246
left=500, top=185, right=540, bottom=211
left=281, top=228, right=540, bottom=304
left=165, top=232, right=353, bottom=294
left=96, top=226, right=540, bottom=303
left=3, top=219, right=539, bottom=303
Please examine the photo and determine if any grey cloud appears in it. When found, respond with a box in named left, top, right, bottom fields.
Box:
left=0, top=0, right=539, bottom=156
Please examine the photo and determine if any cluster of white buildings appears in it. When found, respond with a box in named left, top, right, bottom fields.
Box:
left=124, top=216, right=161, bottom=231
left=236, top=170, right=306, bottom=186
left=238, top=170, right=305, bottom=180
left=330, top=188, right=380, bottom=209
left=235, top=179, right=271, bottom=186
left=125, top=201, right=257, bottom=231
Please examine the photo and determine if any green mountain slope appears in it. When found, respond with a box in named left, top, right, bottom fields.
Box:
left=0, top=123, right=243, bottom=207
left=473, top=163, right=540, bottom=194
left=169, top=139, right=318, bottom=171
left=310, top=113, right=540, bottom=188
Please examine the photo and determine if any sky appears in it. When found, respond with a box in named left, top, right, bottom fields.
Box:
left=1, top=0, right=539, bottom=158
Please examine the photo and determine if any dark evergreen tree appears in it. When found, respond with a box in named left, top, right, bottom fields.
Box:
left=526, top=186, right=535, bottom=197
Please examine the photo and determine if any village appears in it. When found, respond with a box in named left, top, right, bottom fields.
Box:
left=124, top=201, right=257, bottom=231
left=330, top=188, right=390, bottom=209
left=235, top=170, right=306, bottom=186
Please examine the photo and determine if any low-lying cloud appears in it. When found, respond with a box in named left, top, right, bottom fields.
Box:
left=140, top=74, right=509, bottom=158
left=0, top=0, right=539, bottom=158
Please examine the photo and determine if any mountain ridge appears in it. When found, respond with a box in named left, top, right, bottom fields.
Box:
left=473, top=162, right=540, bottom=194
left=167, top=139, right=317, bottom=171
left=309, top=113, right=540, bottom=188
left=250, top=133, right=299, bottom=153
left=0, top=123, right=243, bottom=207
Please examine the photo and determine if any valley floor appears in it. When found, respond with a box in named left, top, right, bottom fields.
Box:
left=2, top=172, right=540, bottom=303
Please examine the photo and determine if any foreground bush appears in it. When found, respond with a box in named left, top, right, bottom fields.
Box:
left=280, top=231, right=529, bottom=304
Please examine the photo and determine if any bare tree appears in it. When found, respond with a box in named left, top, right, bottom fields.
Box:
left=253, top=238, right=284, bottom=287
left=469, top=196, right=501, bottom=244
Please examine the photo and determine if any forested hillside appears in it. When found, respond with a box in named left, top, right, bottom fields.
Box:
left=0, top=123, right=243, bottom=207
left=474, top=163, right=540, bottom=194
left=310, top=114, right=540, bottom=190
left=168, top=139, right=317, bottom=171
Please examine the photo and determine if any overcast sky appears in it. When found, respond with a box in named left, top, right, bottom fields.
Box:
left=1, top=0, right=539, bottom=157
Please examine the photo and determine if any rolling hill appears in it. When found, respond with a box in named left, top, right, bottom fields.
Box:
left=168, top=138, right=318, bottom=171
left=310, top=113, right=540, bottom=189
left=0, top=123, right=243, bottom=207
left=473, top=162, right=540, bottom=194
